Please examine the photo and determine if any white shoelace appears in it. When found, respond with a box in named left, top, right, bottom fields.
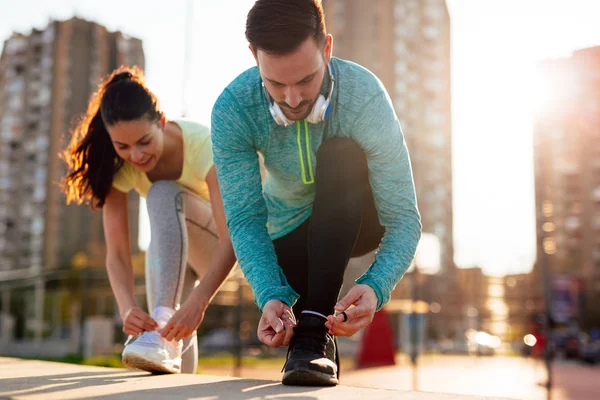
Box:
left=124, top=335, right=134, bottom=347
left=124, top=333, right=196, bottom=356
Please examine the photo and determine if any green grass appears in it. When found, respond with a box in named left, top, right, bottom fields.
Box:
left=83, top=355, right=127, bottom=369
left=22, top=352, right=354, bottom=372
left=197, top=353, right=286, bottom=368
left=22, top=353, right=287, bottom=369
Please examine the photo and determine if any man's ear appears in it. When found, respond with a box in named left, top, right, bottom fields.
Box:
left=323, top=34, right=333, bottom=63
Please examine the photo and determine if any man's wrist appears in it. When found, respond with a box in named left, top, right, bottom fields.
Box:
left=261, top=297, right=288, bottom=312
left=258, top=287, right=298, bottom=312
left=355, top=279, right=384, bottom=310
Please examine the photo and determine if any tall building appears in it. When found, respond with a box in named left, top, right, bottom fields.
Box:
left=323, top=0, right=454, bottom=276
left=0, top=18, right=143, bottom=303
left=533, top=46, right=600, bottom=329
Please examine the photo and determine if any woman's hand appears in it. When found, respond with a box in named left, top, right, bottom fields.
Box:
left=160, top=295, right=207, bottom=341
left=121, top=306, right=158, bottom=336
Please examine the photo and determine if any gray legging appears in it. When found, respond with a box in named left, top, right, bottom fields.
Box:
left=145, top=180, right=218, bottom=374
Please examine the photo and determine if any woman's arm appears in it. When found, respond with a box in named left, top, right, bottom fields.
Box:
left=103, top=187, right=157, bottom=335
left=160, top=166, right=237, bottom=341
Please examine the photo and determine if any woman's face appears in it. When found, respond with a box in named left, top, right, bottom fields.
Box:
left=107, top=118, right=164, bottom=172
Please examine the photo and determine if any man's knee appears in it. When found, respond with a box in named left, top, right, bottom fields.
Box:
left=316, top=138, right=368, bottom=184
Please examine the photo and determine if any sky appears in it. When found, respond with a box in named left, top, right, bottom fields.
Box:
left=2, top=0, right=600, bottom=276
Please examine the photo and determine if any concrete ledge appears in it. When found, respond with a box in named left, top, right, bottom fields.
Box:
left=0, top=357, right=510, bottom=400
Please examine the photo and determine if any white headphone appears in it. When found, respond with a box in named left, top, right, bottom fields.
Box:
left=263, top=63, right=335, bottom=126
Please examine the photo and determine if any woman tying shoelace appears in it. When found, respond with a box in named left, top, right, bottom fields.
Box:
left=61, top=66, right=237, bottom=374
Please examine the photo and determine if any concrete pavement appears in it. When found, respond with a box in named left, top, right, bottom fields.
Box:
left=197, top=354, right=600, bottom=400
left=0, top=357, right=509, bottom=400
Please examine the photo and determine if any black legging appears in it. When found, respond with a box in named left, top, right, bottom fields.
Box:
left=273, top=138, right=385, bottom=317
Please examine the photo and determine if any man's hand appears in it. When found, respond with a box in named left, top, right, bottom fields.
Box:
left=121, top=306, right=158, bottom=336
left=325, top=284, right=378, bottom=337
left=160, top=297, right=207, bottom=341
left=257, top=299, right=296, bottom=348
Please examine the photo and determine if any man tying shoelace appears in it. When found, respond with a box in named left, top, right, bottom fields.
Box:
left=211, top=0, right=422, bottom=386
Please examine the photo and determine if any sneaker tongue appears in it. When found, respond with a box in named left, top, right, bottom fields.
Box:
left=151, top=306, right=176, bottom=328
left=292, top=317, right=329, bottom=356
left=137, top=330, right=161, bottom=344
left=298, top=313, right=327, bottom=329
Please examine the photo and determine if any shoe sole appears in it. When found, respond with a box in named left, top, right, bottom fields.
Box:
left=122, top=353, right=180, bottom=374
left=282, top=369, right=339, bottom=386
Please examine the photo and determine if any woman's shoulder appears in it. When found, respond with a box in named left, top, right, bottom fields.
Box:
left=172, top=119, right=212, bottom=159
left=172, top=119, right=210, bottom=140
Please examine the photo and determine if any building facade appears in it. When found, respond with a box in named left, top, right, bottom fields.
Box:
left=533, top=46, right=600, bottom=329
left=0, top=18, right=144, bottom=346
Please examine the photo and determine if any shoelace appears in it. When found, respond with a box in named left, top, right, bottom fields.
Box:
left=124, top=333, right=196, bottom=356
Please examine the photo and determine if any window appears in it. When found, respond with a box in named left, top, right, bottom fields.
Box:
left=425, top=78, right=446, bottom=93
left=425, top=111, right=445, bottom=127
left=36, top=136, right=49, bottom=149
left=31, top=217, right=44, bottom=235
left=34, top=169, right=46, bottom=183
left=38, top=87, right=51, bottom=105
left=33, top=186, right=46, bottom=202
left=428, top=133, right=446, bottom=148
left=423, top=25, right=440, bottom=39
left=395, top=80, right=408, bottom=93
left=14, top=65, right=25, bottom=75
left=394, top=98, right=406, bottom=111
left=7, top=78, right=24, bottom=94
left=8, top=95, right=23, bottom=111
left=434, top=223, right=447, bottom=239
left=394, top=42, right=407, bottom=56
left=395, top=61, right=407, bottom=74
left=394, top=2, right=405, bottom=19
left=424, top=4, right=445, bottom=20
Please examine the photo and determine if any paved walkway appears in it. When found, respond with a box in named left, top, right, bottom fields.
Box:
left=198, top=354, right=600, bottom=400
left=0, top=357, right=508, bottom=400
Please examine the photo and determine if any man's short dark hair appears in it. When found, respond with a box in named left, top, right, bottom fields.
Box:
left=246, top=0, right=327, bottom=55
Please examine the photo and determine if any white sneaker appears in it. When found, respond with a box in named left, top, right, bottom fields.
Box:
left=122, top=306, right=183, bottom=374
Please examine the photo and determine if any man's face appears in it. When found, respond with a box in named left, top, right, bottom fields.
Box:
left=254, top=35, right=332, bottom=121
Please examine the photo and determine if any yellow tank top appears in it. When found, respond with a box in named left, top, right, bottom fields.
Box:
left=112, top=119, right=213, bottom=200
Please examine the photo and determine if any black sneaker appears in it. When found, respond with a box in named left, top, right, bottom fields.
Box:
left=282, top=313, right=339, bottom=386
